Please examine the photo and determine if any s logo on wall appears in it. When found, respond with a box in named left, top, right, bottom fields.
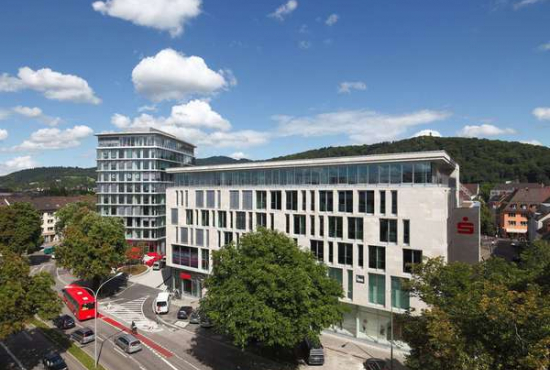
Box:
left=449, top=207, right=480, bottom=264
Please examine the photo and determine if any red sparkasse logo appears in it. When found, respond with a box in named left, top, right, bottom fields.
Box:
left=457, top=217, right=474, bottom=235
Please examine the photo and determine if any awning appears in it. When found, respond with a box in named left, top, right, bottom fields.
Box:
left=179, top=273, right=192, bottom=280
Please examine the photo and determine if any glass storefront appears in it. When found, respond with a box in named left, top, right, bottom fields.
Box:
left=172, top=269, right=205, bottom=298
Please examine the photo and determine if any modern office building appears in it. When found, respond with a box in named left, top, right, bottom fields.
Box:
left=165, top=151, right=479, bottom=345
left=96, top=128, right=195, bottom=253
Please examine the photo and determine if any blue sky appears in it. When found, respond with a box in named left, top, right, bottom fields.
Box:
left=0, top=0, right=549, bottom=174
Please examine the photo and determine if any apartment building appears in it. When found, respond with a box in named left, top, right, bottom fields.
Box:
left=96, top=128, right=195, bottom=253
left=165, top=151, right=476, bottom=345
left=500, top=186, right=550, bottom=239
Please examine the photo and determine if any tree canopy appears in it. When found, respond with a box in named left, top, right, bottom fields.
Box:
left=401, top=241, right=550, bottom=370
left=0, top=202, right=43, bottom=255
left=201, top=228, right=345, bottom=349
left=0, top=245, right=61, bottom=339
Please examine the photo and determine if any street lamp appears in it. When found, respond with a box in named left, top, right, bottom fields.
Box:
left=80, top=272, right=124, bottom=369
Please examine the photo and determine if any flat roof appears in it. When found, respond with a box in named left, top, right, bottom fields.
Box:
left=167, top=150, right=457, bottom=174
left=96, top=128, right=196, bottom=148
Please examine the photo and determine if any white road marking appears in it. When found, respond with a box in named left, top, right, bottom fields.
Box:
left=99, top=297, right=160, bottom=332
left=0, top=341, right=27, bottom=370
left=21, top=331, right=33, bottom=341
left=56, top=267, right=70, bottom=285
left=113, top=346, right=128, bottom=358
left=160, top=356, right=180, bottom=370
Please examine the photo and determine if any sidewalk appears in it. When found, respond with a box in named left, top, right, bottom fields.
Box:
left=128, top=266, right=171, bottom=290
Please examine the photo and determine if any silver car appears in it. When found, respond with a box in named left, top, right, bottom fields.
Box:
left=71, top=327, right=95, bottom=345
left=115, top=334, right=142, bottom=354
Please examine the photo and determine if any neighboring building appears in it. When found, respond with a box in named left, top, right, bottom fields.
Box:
left=165, top=151, right=478, bottom=345
left=489, top=182, right=544, bottom=200
left=0, top=194, right=95, bottom=244
left=460, top=183, right=480, bottom=208
left=500, top=186, right=550, bottom=239
left=96, top=128, right=195, bottom=253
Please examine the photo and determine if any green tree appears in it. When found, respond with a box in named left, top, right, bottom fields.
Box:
left=480, top=202, right=496, bottom=236
left=0, top=202, right=43, bottom=254
left=55, top=209, right=127, bottom=288
left=0, top=245, right=61, bottom=339
left=401, top=244, right=550, bottom=370
left=200, top=228, right=345, bottom=349
left=54, top=200, right=95, bottom=234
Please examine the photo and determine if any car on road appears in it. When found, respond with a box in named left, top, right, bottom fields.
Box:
left=71, top=326, right=95, bottom=345
left=364, top=358, right=389, bottom=370
left=300, top=338, right=324, bottom=366
left=42, top=352, right=68, bottom=370
left=189, top=310, right=201, bottom=324
left=152, top=260, right=166, bottom=270
left=199, top=313, right=214, bottom=328
left=53, top=314, right=75, bottom=330
left=154, top=292, right=171, bottom=314
left=115, top=334, right=142, bottom=354
left=177, top=306, right=194, bottom=320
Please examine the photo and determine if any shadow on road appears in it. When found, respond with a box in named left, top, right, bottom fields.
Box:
left=71, top=274, right=130, bottom=298
left=28, top=254, right=51, bottom=266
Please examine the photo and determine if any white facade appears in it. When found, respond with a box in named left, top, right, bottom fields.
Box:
left=42, top=211, right=58, bottom=243
left=165, top=151, right=460, bottom=345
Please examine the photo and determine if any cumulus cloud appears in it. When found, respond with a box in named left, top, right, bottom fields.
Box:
left=0, top=156, right=38, bottom=176
left=457, top=124, right=516, bottom=137
left=138, top=105, right=157, bottom=113
left=0, top=129, right=7, bottom=141
left=412, top=129, right=442, bottom=138
left=338, top=81, right=367, bottom=94
left=274, top=109, right=451, bottom=144
left=0, top=67, right=100, bottom=104
left=269, top=0, right=298, bottom=21
left=521, top=139, right=543, bottom=146
left=11, top=125, right=94, bottom=151
left=514, top=0, right=546, bottom=9
left=12, top=106, right=61, bottom=126
left=230, top=151, right=247, bottom=160
left=132, top=49, right=230, bottom=102
left=92, top=0, right=201, bottom=37
left=325, top=14, right=339, bottom=26
left=533, top=107, right=550, bottom=121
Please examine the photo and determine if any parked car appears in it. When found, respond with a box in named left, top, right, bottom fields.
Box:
left=71, top=327, right=95, bottom=345
left=42, top=352, right=68, bottom=370
left=177, top=306, right=194, bottom=320
left=152, top=260, right=165, bottom=270
left=115, top=334, right=142, bottom=354
left=143, top=252, right=163, bottom=267
left=154, top=292, right=171, bottom=314
left=189, top=310, right=201, bottom=324
left=199, top=313, right=214, bottom=328
left=300, top=338, right=324, bottom=366
left=364, top=358, right=389, bottom=370
left=53, top=314, right=75, bottom=330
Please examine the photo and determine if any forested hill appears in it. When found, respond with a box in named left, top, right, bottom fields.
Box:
left=0, top=167, right=96, bottom=191
left=272, top=137, right=550, bottom=184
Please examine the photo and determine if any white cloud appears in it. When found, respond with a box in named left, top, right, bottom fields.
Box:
left=11, top=125, right=94, bottom=151
left=521, top=139, right=543, bottom=146
left=12, top=105, right=61, bottom=126
left=338, top=81, right=367, bottom=94
left=274, top=109, right=451, bottom=144
left=298, top=41, right=311, bottom=50
left=138, top=105, right=157, bottom=113
left=230, top=151, right=247, bottom=160
left=92, top=0, right=201, bottom=37
left=412, top=129, right=442, bottom=138
left=457, top=124, right=516, bottom=137
left=0, top=156, right=38, bottom=176
left=0, top=67, right=100, bottom=104
left=0, top=129, right=7, bottom=141
left=538, top=42, right=550, bottom=51
left=111, top=113, right=132, bottom=128
left=514, top=0, right=546, bottom=9
left=533, top=107, right=550, bottom=120
left=325, top=14, right=339, bottom=26
left=132, top=48, right=229, bottom=102
left=269, top=0, right=298, bottom=21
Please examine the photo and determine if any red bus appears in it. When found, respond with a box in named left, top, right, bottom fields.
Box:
left=61, top=285, right=96, bottom=321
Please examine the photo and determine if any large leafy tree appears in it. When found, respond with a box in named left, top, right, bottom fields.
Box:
left=201, top=228, right=345, bottom=349
left=0, top=202, right=43, bottom=255
left=480, top=201, right=496, bottom=236
left=0, top=245, right=61, bottom=339
left=55, top=207, right=127, bottom=288
left=54, top=200, right=95, bottom=234
left=401, top=241, right=550, bottom=370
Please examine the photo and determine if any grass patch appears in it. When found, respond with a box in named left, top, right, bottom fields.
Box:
left=119, top=264, right=148, bottom=275
left=30, top=317, right=106, bottom=370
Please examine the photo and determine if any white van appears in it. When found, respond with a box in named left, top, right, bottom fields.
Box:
left=154, top=292, right=170, bottom=314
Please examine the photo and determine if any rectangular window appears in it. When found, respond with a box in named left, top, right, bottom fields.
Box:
left=248, top=212, right=253, bottom=230
left=337, top=243, right=353, bottom=266
left=286, top=214, right=290, bottom=233
left=380, top=191, right=386, bottom=214
left=358, top=191, right=375, bottom=214
left=180, top=227, right=189, bottom=244
left=270, top=213, right=274, bottom=230
left=206, top=190, right=215, bottom=208
left=358, top=244, right=364, bottom=268
left=403, top=249, right=422, bottom=273
left=319, top=191, right=334, bottom=212
left=230, top=191, right=240, bottom=210
left=391, top=277, right=410, bottom=309
left=270, top=191, right=282, bottom=210
left=186, top=210, right=193, bottom=225
left=403, top=219, right=410, bottom=244
left=380, top=219, right=398, bottom=243
left=328, top=267, right=342, bottom=288
left=256, top=191, right=267, bottom=209
left=170, top=208, right=178, bottom=225
left=348, top=217, right=364, bottom=240
left=236, top=212, right=246, bottom=230
left=338, top=191, right=353, bottom=213
left=310, top=240, right=324, bottom=261
left=196, top=190, right=204, bottom=208
left=224, top=232, right=233, bottom=246
left=201, top=210, right=209, bottom=226
left=379, top=165, right=390, bottom=184
left=310, top=215, right=315, bottom=236
left=391, top=190, right=398, bottom=215
left=243, top=190, right=253, bottom=210
left=368, top=273, right=386, bottom=305
left=218, top=211, right=227, bottom=228
left=196, top=229, right=204, bottom=247
left=302, top=190, right=307, bottom=211
left=347, top=270, right=353, bottom=300
left=310, top=190, right=315, bottom=211
left=293, top=215, right=306, bottom=235
left=201, top=250, right=210, bottom=271
left=256, top=213, right=267, bottom=228
left=328, top=216, right=343, bottom=238
left=328, top=242, right=334, bottom=263
left=319, top=216, right=324, bottom=237
left=369, top=245, right=386, bottom=270
left=286, top=190, right=298, bottom=211
left=402, top=163, right=413, bottom=183
left=172, top=245, right=199, bottom=268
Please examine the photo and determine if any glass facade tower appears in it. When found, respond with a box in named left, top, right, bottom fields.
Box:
left=96, top=128, right=195, bottom=253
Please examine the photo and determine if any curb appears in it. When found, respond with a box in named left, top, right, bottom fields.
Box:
left=124, top=265, right=151, bottom=279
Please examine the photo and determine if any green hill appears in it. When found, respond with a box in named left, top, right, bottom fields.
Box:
left=272, top=137, right=550, bottom=184
left=0, top=166, right=97, bottom=192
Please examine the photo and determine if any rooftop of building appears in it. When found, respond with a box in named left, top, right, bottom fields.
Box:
left=492, top=182, right=545, bottom=191
left=0, top=194, right=96, bottom=212
left=167, top=150, right=457, bottom=174
left=96, top=128, right=196, bottom=148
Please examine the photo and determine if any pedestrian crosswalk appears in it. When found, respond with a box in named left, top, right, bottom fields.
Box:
left=100, top=297, right=162, bottom=332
